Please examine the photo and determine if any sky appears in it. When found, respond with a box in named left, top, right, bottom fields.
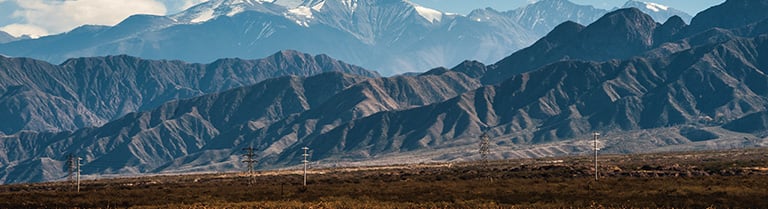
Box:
left=0, top=0, right=726, bottom=38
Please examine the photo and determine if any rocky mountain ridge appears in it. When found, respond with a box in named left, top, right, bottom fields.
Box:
left=0, top=50, right=377, bottom=134
left=0, top=70, right=481, bottom=183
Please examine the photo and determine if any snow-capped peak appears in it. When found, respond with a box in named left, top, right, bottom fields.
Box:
left=413, top=4, right=443, bottom=23
left=301, top=0, right=356, bottom=11
left=403, top=1, right=443, bottom=23
left=643, top=1, right=669, bottom=12
left=311, top=0, right=326, bottom=10
left=171, top=0, right=286, bottom=23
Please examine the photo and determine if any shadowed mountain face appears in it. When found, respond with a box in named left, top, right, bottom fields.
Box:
left=686, top=0, right=768, bottom=35
left=300, top=33, right=768, bottom=160
left=0, top=50, right=378, bottom=134
left=483, top=8, right=669, bottom=84
left=724, top=111, right=768, bottom=136
left=481, top=1, right=768, bottom=85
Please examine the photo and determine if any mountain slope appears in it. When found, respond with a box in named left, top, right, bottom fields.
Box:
left=299, top=33, right=768, bottom=161
left=243, top=71, right=482, bottom=164
left=686, top=0, right=768, bottom=35
left=0, top=72, right=371, bottom=183
left=0, top=50, right=378, bottom=134
left=0, top=69, right=482, bottom=183
left=483, top=8, right=669, bottom=84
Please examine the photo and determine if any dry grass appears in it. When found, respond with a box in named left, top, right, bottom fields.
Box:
left=1, top=149, right=767, bottom=209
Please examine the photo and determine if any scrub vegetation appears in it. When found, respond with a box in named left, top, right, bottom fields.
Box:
left=1, top=149, right=767, bottom=209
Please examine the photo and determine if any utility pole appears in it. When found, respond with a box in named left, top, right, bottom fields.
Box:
left=66, top=154, right=82, bottom=192
left=242, top=147, right=257, bottom=185
left=67, top=154, right=75, bottom=184
left=76, top=156, right=81, bottom=193
left=593, top=132, right=600, bottom=181
left=302, top=147, right=310, bottom=187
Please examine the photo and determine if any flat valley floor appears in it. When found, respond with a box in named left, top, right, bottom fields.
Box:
left=2, top=149, right=767, bottom=208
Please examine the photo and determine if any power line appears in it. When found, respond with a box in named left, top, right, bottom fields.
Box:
left=242, top=147, right=257, bottom=185
left=66, top=154, right=81, bottom=192
left=478, top=132, right=493, bottom=182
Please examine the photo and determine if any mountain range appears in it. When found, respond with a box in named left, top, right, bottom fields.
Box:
left=2, top=0, right=765, bottom=184
left=0, top=0, right=689, bottom=75
left=0, top=50, right=377, bottom=135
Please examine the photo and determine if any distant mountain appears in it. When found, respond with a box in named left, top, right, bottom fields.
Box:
left=686, top=0, right=768, bottom=35
left=0, top=50, right=378, bottom=134
left=622, top=0, right=692, bottom=23
left=170, top=0, right=286, bottom=23
left=483, top=8, right=673, bottom=84
left=0, top=31, right=16, bottom=44
left=506, top=0, right=607, bottom=36
left=0, top=0, right=539, bottom=75
left=298, top=28, right=768, bottom=161
left=0, top=0, right=696, bottom=75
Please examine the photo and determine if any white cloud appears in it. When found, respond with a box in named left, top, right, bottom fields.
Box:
left=3, top=0, right=167, bottom=38
left=0, top=24, right=48, bottom=38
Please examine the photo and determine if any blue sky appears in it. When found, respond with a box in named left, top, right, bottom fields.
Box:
left=0, top=0, right=726, bottom=38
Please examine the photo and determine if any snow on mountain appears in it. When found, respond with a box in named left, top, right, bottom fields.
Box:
left=622, top=0, right=692, bottom=23
left=643, top=1, right=669, bottom=12
left=285, top=6, right=315, bottom=26
left=506, top=0, right=607, bottom=36
left=0, top=0, right=696, bottom=75
left=171, top=0, right=287, bottom=23
left=412, top=4, right=443, bottom=23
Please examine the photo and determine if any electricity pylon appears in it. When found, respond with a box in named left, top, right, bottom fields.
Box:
left=242, top=147, right=257, bottom=185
